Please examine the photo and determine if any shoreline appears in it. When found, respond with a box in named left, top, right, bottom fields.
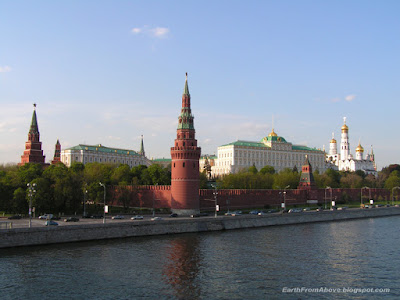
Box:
left=1, top=207, right=400, bottom=249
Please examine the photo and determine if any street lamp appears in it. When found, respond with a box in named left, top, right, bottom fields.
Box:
left=83, top=183, right=88, bottom=218
left=325, top=186, right=332, bottom=210
left=392, top=187, right=400, bottom=206
left=211, top=184, right=218, bottom=218
left=27, top=183, right=36, bottom=228
left=99, top=182, right=106, bottom=224
left=153, top=183, right=158, bottom=217
left=361, top=186, right=370, bottom=207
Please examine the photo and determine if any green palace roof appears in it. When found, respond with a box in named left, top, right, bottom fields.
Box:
left=66, top=144, right=140, bottom=156
left=220, top=140, right=321, bottom=152
left=152, top=158, right=172, bottom=162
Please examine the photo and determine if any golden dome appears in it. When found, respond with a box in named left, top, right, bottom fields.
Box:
left=330, top=138, right=337, bottom=143
left=341, top=124, right=348, bottom=132
left=356, top=143, right=364, bottom=152
left=268, top=128, right=277, bottom=137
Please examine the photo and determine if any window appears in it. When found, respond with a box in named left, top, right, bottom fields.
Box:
left=174, top=163, right=175, bottom=168
left=183, top=162, right=185, bottom=168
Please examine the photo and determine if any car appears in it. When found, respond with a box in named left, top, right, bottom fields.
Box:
left=288, top=208, right=302, bottom=213
left=91, top=214, right=104, bottom=219
left=224, top=212, right=233, bottom=216
left=267, top=209, right=279, bottom=213
left=337, top=207, right=347, bottom=211
left=8, top=215, right=22, bottom=219
left=112, top=215, right=125, bottom=220
left=191, top=214, right=201, bottom=218
left=131, top=215, right=144, bottom=220
left=258, top=211, right=267, bottom=216
left=249, top=210, right=259, bottom=215
left=303, top=207, right=311, bottom=211
left=51, top=216, right=61, bottom=220
left=45, top=220, right=58, bottom=226
left=169, top=213, right=178, bottom=218
left=64, top=217, right=79, bottom=222
left=231, top=211, right=242, bottom=216
left=375, top=204, right=383, bottom=208
left=39, top=214, right=53, bottom=220
left=151, top=217, right=163, bottom=221
left=316, top=208, right=324, bottom=212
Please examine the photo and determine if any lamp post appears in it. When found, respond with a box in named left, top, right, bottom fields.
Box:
left=325, top=186, right=332, bottom=210
left=361, top=186, right=369, bottom=207
left=27, top=183, right=36, bottom=228
left=99, top=182, right=106, bottom=224
left=212, top=184, right=218, bottom=218
left=83, top=183, right=88, bottom=218
left=283, top=185, right=290, bottom=211
left=392, top=187, right=400, bottom=206
left=153, top=183, right=158, bottom=217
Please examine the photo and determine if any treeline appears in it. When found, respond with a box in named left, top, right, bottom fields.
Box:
left=214, top=164, right=400, bottom=191
left=0, top=162, right=171, bottom=214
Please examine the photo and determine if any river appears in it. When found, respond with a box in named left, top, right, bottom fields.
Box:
left=1, top=216, right=399, bottom=299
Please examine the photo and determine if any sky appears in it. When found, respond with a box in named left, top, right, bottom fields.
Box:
left=1, top=1, right=399, bottom=170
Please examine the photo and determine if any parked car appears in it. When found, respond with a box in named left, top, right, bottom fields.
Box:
left=337, top=207, right=347, bottom=211
left=45, top=220, right=58, bottom=226
left=288, top=208, right=302, bottom=213
left=91, top=214, right=104, bottom=219
left=249, top=210, right=259, bottom=215
left=39, top=214, right=53, bottom=220
left=231, top=211, right=242, bottom=216
left=151, top=217, right=163, bottom=221
left=64, top=217, right=79, bottom=222
left=258, top=211, right=267, bottom=216
left=131, top=215, right=144, bottom=220
left=8, top=215, right=22, bottom=219
left=191, top=214, right=201, bottom=218
left=112, top=215, right=125, bottom=220
left=303, top=207, right=311, bottom=211
left=170, top=213, right=178, bottom=218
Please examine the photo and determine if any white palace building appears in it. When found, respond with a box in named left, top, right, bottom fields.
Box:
left=326, top=118, right=377, bottom=175
left=211, top=128, right=328, bottom=177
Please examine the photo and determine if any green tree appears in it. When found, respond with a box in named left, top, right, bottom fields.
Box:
left=260, top=165, right=275, bottom=175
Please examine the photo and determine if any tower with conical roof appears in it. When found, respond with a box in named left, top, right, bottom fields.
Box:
left=51, top=139, right=61, bottom=164
left=170, top=73, right=201, bottom=215
left=19, top=104, right=46, bottom=166
left=139, top=135, right=145, bottom=156
left=298, top=155, right=316, bottom=189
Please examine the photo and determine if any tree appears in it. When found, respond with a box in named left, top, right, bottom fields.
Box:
left=248, top=164, right=258, bottom=174
left=260, top=165, right=275, bottom=175
left=111, top=164, right=132, bottom=185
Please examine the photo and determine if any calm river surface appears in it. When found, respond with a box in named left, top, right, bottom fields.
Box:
left=1, top=216, right=400, bottom=300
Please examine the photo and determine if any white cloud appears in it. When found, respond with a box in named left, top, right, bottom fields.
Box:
left=131, top=28, right=142, bottom=34
left=345, top=94, right=356, bottom=102
left=0, top=66, right=11, bottom=73
left=131, top=26, right=170, bottom=39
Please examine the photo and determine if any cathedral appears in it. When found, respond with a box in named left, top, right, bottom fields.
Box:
left=326, top=118, right=377, bottom=175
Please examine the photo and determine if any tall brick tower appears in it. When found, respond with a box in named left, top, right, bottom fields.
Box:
left=170, top=73, right=201, bottom=215
left=19, top=104, right=46, bottom=166
left=298, top=155, right=316, bottom=190
left=51, top=139, right=61, bottom=164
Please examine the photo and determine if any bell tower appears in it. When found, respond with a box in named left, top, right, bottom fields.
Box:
left=170, top=73, right=201, bottom=215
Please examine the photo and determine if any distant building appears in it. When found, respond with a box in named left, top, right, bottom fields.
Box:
left=51, top=139, right=61, bottom=164
left=211, top=129, right=327, bottom=177
left=61, top=142, right=151, bottom=167
left=19, top=104, right=46, bottom=166
left=326, top=118, right=377, bottom=175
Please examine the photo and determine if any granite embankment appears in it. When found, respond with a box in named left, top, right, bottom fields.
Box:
left=1, top=207, right=400, bottom=249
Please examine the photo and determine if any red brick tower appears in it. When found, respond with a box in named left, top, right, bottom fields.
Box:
left=298, top=155, right=316, bottom=190
left=19, top=104, right=46, bottom=166
left=51, top=139, right=61, bottom=164
left=170, top=73, right=201, bottom=215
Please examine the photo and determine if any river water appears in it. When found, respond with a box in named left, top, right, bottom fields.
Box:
left=1, top=216, right=399, bottom=299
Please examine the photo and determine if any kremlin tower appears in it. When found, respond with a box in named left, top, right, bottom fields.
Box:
left=298, top=155, right=316, bottom=190
left=51, top=139, right=61, bottom=164
left=19, top=104, right=46, bottom=166
left=170, top=73, right=201, bottom=215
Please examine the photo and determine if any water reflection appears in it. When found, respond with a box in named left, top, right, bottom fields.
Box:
left=162, top=235, right=202, bottom=299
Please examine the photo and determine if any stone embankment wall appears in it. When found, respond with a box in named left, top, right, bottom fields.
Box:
left=1, top=207, right=400, bottom=249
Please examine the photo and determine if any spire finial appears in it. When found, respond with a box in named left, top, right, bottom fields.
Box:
left=332, top=132, right=334, bottom=139
left=343, top=116, right=347, bottom=124
left=33, top=103, right=37, bottom=110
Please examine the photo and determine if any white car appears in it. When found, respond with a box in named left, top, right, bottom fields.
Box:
left=131, top=215, right=144, bottom=220
left=39, top=214, right=53, bottom=220
left=112, top=215, right=125, bottom=220
left=151, top=217, right=163, bottom=221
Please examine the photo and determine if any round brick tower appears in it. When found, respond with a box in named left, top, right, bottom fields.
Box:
left=170, top=73, right=201, bottom=215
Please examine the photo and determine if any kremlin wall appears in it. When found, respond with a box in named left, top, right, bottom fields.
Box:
left=18, top=74, right=387, bottom=215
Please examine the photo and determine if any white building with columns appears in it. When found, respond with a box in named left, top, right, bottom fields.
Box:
left=211, top=129, right=328, bottom=176
left=326, top=118, right=377, bottom=175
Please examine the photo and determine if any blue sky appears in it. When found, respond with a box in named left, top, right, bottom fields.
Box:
left=1, top=1, right=399, bottom=170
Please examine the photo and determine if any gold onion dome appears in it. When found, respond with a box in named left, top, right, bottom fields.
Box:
left=330, top=138, right=337, bottom=143
left=268, top=128, right=278, bottom=137
left=341, top=123, right=348, bottom=132
left=356, top=142, right=364, bottom=152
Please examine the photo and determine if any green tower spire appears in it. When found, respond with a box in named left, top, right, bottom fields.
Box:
left=183, top=72, right=190, bottom=95
left=29, top=103, right=39, bottom=134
